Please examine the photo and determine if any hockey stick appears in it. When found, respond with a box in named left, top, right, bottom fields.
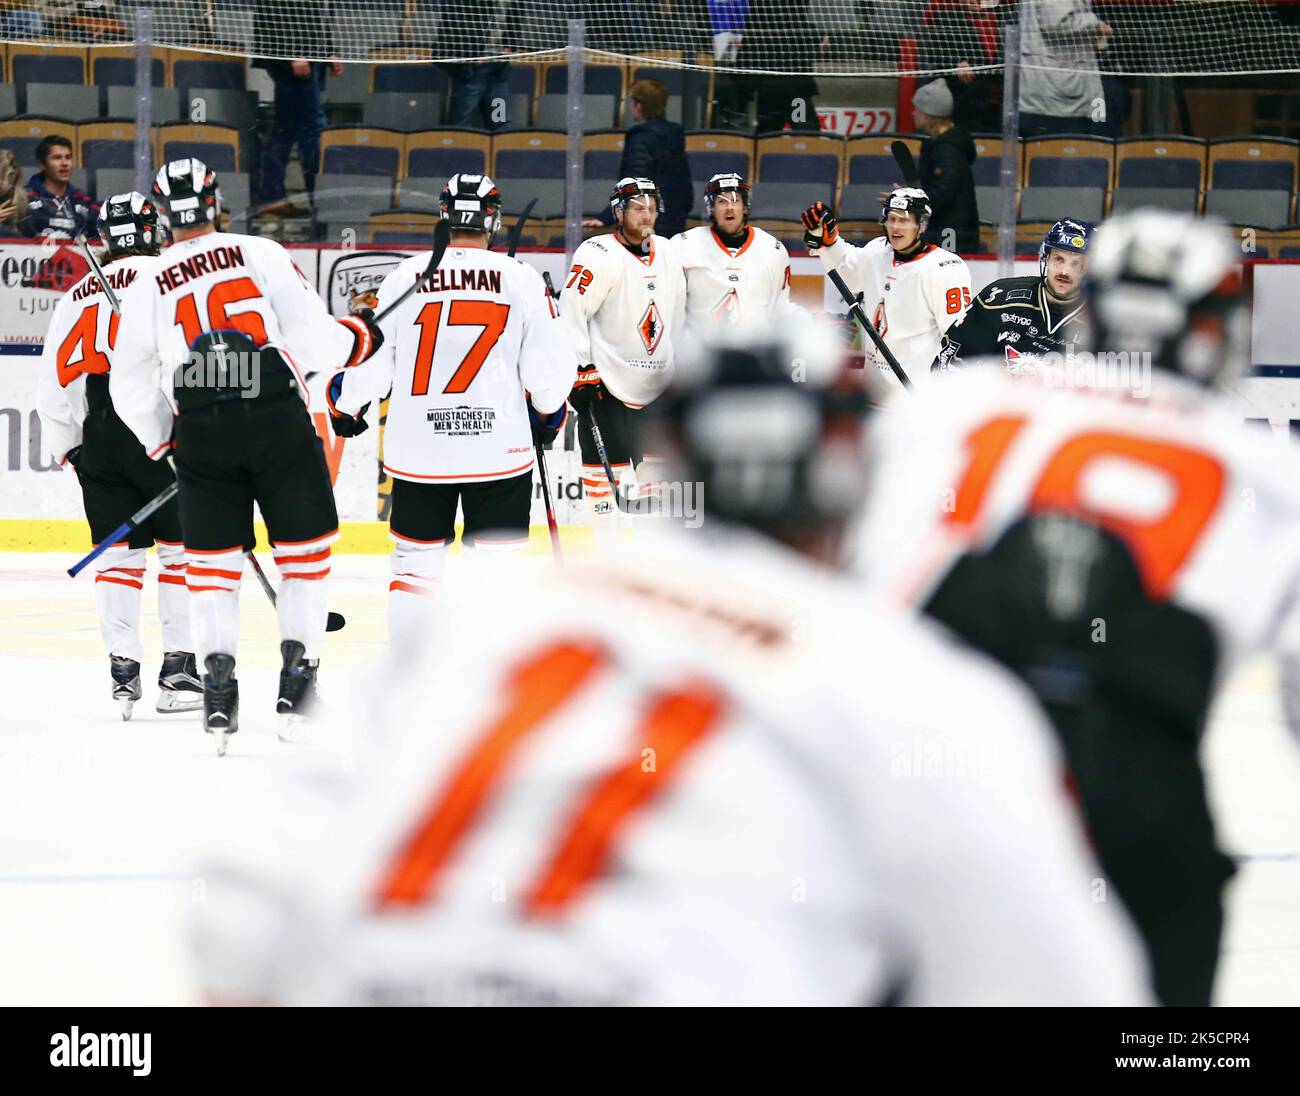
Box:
left=505, top=197, right=537, bottom=258
left=67, top=482, right=178, bottom=577
left=511, top=211, right=563, bottom=560
left=826, top=268, right=914, bottom=392
left=245, top=551, right=347, bottom=633
left=372, top=219, right=451, bottom=325
left=890, top=140, right=920, bottom=188
left=542, top=271, right=644, bottom=516
left=74, top=232, right=122, bottom=314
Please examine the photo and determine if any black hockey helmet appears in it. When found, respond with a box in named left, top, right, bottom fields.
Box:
left=1040, top=218, right=1093, bottom=277
left=641, top=323, right=871, bottom=536
left=152, top=157, right=222, bottom=231
left=879, top=186, right=931, bottom=229
left=704, top=172, right=751, bottom=219
left=610, top=176, right=662, bottom=217
left=100, top=191, right=161, bottom=258
left=1084, top=210, right=1248, bottom=388
left=439, top=172, right=503, bottom=242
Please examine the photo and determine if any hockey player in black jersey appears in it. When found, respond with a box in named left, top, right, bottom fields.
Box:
left=934, top=218, right=1090, bottom=374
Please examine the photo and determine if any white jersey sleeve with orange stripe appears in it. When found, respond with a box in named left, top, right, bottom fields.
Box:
left=854, top=367, right=1300, bottom=692
left=816, top=235, right=970, bottom=392
left=191, top=531, right=1150, bottom=1006
left=110, top=232, right=366, bottom=457
left=560, top=233, right=685, bottom=409
left=333, top=246, right=576, bottom=484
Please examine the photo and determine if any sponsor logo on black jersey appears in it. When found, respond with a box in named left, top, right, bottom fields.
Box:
left=1004, top=289, right=1033, bottom=302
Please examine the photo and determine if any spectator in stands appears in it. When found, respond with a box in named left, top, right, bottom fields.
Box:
left=584, top=78, right=693, bottom=238
left=1020, top=0, right=1113, bottom=137
left=0, top=3, right=44, bottom=38
left=918, top=0, right=1004, bottom=134
left=19, top=135, right=98, bottom=240
left=0, top=150, right=30, bottom=238
left=713, top=0, right=826, bottom=133
left=252, top=0, right=343, bottom=216
left=913, top=79, right=979, bottom=254
left=439, top=2, right=513, bottom=131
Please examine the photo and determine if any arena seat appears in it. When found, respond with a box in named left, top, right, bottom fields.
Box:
left=372, top=64, right=450, bottom=96
left=77, top=121, right=139, bottom=175
left=9, top=47, right=86, bottom=114
left=27, top=84, right=100, bottom=123
left=536, top=94, right=618, bottom=132
left=845, top=134, right=922, bottom=192
left=362, top=93, right=443, bottom=132
left=1112, top=136, right=1205, bottom=215
left=491, top=130, right=566, bottom=182
left=319, top=126, right=403, bottom=177
left=1206, top=137, right=1299, bottom=228
left=172, top=58, right=246, bottom=94
left=685, top=131, right=754, bottom=185
left=631, top=66, right=712, bottom=130
left=159, top=123, right=242, bottom=173
left=108, top=86, right=182, bottom=122
left=972, top=133, right=1010, bottom=223
left=405, top=129, right=491, bottom=180
left=0, top=117, right=79, bottom=169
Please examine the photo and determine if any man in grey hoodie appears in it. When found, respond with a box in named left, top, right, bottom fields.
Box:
left=1019, top=0, right=1114, bottom=136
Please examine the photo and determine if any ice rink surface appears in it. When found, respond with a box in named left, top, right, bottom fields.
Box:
left=1, top=549, right=1298, bottom=1006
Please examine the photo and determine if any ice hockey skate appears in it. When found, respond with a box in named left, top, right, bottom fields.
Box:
left=109, top=655, right=141, bottom=721
left=276, top=640, right=318, bottom=743
left=155, top=651, right=202, bottom=713
left=202, top=654, right=239, bottom=756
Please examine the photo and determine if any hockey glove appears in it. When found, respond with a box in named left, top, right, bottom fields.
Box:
left=327, top=371, right=370, bottom=437
left=801, top=201, right=838, bottom=250
left=337, top=307, right=385, bottom=366
left=568, top=365, right=605, bottom=416
left=528, top=397, right=567, bottom=446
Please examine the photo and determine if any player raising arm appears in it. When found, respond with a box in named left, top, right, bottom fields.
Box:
left=802, top=187, right=970, bottom=393
left=327, top=173, right=575, bottom=639
left=110, top=158, right=384, bottom=753
left=561, top=177, right=685, bottom=527
left=36, top=192, right=200, bottom=719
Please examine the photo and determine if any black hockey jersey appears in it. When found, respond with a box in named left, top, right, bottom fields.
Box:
left=933, top=275, right=1085, bottom=373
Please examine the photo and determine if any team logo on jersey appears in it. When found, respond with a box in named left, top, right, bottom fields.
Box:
left=985, top=286, right=1002, bottom=302
left=639, top=301, right=665, bottom=353
left=711, top=288, right=740, bottom=326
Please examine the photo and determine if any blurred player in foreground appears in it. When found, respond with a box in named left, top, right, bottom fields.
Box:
left=36, top=192, right=199, bottom=719
left=191, top=324, right=1148, bottom=1006
left=853, top=210, right=1292, bottom=1006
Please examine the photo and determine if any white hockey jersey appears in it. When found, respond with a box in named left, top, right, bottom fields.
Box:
left=35, top=255, right=154, bottom=464
left=110, top=231, right=360, bottom=458
left=854, top=367, right=1300, bottom=728
left=191, top=529, right=1149, bottom=1006
left=816, top=236, right=971, bottom=392
left=560, top=232, right=685, bottom=409
left=331, top=246, right=576, bottom=484
left=674, top=224, right=803, bottom=334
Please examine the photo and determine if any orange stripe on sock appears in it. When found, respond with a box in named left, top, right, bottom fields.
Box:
left=389, top=580, right=435, bottom=596
left=96, top=575, right=144, bottom=590
left=274, top=548, right=331, bottom=565
left=282, top=569, right=330, bottom=581
left=186, top=583, right=238, bottom=593
left=158, top=574, right=187, bottom=586
left=188, top=566, right=241, bottom=580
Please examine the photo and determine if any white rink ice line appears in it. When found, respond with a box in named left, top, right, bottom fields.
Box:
left=0, top=551, right=1297, bottom=1005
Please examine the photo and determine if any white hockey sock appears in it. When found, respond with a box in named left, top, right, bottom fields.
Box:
left=273, top=534, right=336, bottom=662
left=583, top=461, right=636, bottom=547
left=155, top=540, right=192, bottom=653
left=186, top=548, right=243, bottom=668
left=93, top=544, right=146, bottom=662
left=388, top=534, right=447, bottom=642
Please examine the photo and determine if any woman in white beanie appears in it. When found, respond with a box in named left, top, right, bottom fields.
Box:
left=913, top=78, right=980, bottom=254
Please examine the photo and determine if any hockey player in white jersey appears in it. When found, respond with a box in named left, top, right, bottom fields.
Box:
left=35, top=192, right=200, bottom=719
left=326, top=173, right=575, bottom=638
left=802, top=187, right=971, bottom=392
left=190, top=324, right=1149, bottom=1007
left=561, top=177, right=685, bottom=523
left=852, top=210, right=1289, bottom=1006
left=110, top=158, right=384, bottom=752
left=674, top=172, right=801, bottom=333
